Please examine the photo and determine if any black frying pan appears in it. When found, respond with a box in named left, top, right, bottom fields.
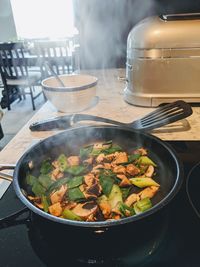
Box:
left=10, top=125, right=183, bottom=228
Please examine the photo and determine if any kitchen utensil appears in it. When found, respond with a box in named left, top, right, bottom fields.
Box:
left=43, top=61, right=66, bottom=87
left=41, top=74, right=98, bottom=113
left=125, top=13, right=200, bottom=107
left=29, top=100, right=192, bottom=131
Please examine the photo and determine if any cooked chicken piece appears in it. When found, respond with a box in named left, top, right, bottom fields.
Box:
left=113, top=152, right=128, bottom=164
left=126, top=164, right=140, bottom=176
left=49, top=202, right=63, bottom=217
left=91, top=164, right=104, bottom=174
left=105, top=153, right=115, bottom=161
left=145, top=165, right=154, bottom=178
left=51, top=168, right=64, bottom=180
left=117, top=174, right=131, bottom=187
left=83, top=157, right=93, bottom=165
left=67, top=156, right=80, bottom=166
left=84, top=173, right=96, bottom=186
left=103, top=163, right=112, bottom=170
left=52, top=160, right=59, bottom=169
left=72, top=202, right=98, bottom=219
left=134, top=148, right=147, bottom=156
left=96, top=153, right=105, bottom=163
left=139, top=186, right=159, bottom=200
left=63, top=201, right=77, bottom=210
left=112, top=214, right=121, bottom=220
left=99, top=199, right=112, bottom=219
left=50, top=185, right=67, bottom=204
left=125, top=193, right=140, bottom=207
left=113, top=165, right=126, bottom=174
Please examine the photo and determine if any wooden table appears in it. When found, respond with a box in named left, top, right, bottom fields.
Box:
left=0, top=68, right=200, bottom=196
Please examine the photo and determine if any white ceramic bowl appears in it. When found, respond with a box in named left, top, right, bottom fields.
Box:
left=42, top=74, right=98, bottom=113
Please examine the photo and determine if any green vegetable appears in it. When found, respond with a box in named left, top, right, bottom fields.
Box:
left=121, top=187, right=131, bottom=201
left=67, top=176, right=83, bottom=189
left=68, top=187, right=85, bottom=201
left=134, top=197, right=152, bottom=214
left=38, top=174, right=53, bottom=189
left=26, top=174, right=37, bottom=186
left=67, top=165, right=86, bottom=175
left=108, top=184, right=123, bottom=209
left=32, top=182, right=45, bottom=197
left=99, top=171, right=114, bottom=196
left=57, top=154, right=68, bottom=172
left=119, top=202, right=135, bottom=217
left=62, top=209, right=82, bottom=221
left=128, top=154, right=141, bottom=163
left=26, top=174, right=46, bottom=197
left=79, top=146, right=93, bottom=159
left=129, top=177, right=159, bottom=188
left=46, top=177, right=69, bottom=195
left=138, top=156, right=157, bottom=167
left=41, top=195, right=49, bottom=212
left=102, top=144, right=122, bottom=155
left=40, top=159, right=53, bottom=175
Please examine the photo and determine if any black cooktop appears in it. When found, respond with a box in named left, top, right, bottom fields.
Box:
left=0, top=141, right=200, bottom=267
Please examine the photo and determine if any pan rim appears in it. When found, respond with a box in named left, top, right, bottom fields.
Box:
left=13, top=125, right=183, bottom=228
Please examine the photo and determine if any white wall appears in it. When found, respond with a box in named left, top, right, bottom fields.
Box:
left=0, top=0, right=17, bottom=42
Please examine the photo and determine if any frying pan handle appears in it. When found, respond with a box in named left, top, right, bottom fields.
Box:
left=0, top=207, right=30, bottom=229
left=0, top=164, right=15, bottom=182
left=0, top=164, right=30, bottom=228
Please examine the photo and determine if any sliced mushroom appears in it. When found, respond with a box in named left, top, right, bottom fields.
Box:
left=125, top=193, right=140, bottom=207
left=145, top=165, right=154, bottom=178
left=86, top=182, right=102, bottom=197
left=126, top=164, right=140, bottom=176
left=117, top=174, right=131, bottom=187
left=72, top=202, right=98, bottom=219
left=98, top=197, right=112, bottom=219
left=50, top=185, right=67, bottom=204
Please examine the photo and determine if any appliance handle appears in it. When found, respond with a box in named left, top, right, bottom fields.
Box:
left=160, top=13, right=200, bottom=21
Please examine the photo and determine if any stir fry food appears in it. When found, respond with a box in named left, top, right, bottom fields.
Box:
left=26, top=141, right=160, bottom=222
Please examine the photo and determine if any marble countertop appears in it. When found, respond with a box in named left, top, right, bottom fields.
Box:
left=0, top=68, right=199, bottom=196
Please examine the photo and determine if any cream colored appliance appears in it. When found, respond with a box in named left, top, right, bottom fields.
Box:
left=124, top=13, right=200, bottom=107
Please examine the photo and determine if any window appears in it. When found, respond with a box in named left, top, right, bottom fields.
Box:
left=11, top=0, right=76, bottom=39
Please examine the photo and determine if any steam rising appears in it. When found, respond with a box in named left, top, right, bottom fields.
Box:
left=76, top=0, right=156, bottom=69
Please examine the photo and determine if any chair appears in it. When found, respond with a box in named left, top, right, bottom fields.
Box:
left=32, top=39, right=79, bottom=79
left=0, top=42, right=43, bottom=110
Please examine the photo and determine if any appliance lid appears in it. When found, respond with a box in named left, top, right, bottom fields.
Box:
left=128, top=13, right=200, bottom=50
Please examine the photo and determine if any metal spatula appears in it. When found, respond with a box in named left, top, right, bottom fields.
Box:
left=29, top=100, right=193, bottom=131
